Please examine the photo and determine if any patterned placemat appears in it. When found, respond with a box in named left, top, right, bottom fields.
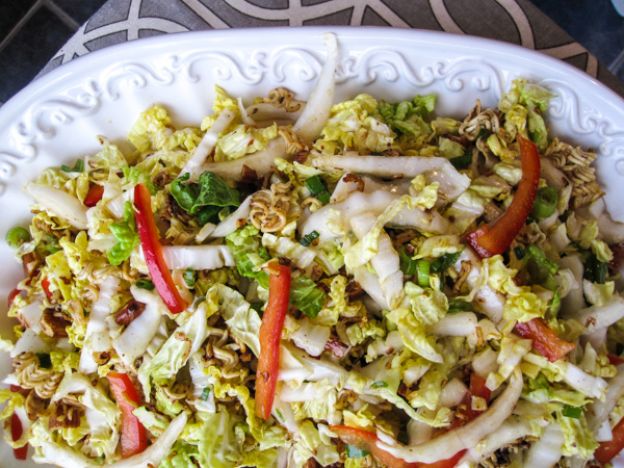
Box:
left=42, top=0, right=624, bottom=96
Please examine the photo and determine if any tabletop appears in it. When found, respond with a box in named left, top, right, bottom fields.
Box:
left=1, top=0, right=623, bottom=104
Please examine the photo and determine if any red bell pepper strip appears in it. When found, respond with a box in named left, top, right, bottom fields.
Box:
left=255, top=262, right=291, bottom=420
left=107, top=372, right=147, bottom=458
left=134, top=184, right=187, bottom=313
left=466, top=134, right=540, bottom=258
left=9, top=385, right=28, bottom=397
left=469, top=373, right=491, bottom=402
left=610, top=353, right=624, bottom=366
left=330, top=425, right=464, bottom=468
left=41, top=277, right=53, bottom=302
left=451, top=373, right=491, bottom=429
left=595, top=416, right=624, bottom=464
left=7, top=288, right=21, bottom=308
left=11, top=412, right=27, bottom=460
left=514, top=318, right=575, bottom=362
left=84, top=184, right=104, bottom=207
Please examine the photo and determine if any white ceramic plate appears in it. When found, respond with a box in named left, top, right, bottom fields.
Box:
left=1, top=27, right=624, bottom=467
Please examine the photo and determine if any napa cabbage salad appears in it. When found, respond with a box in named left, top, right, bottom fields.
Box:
left=2, top=33, right=624, bottom=468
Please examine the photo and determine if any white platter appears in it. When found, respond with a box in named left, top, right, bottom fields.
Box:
left=1, top=26, right=624, bottom=466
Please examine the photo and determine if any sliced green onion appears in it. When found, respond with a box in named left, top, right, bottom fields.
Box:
left=448, top=298, right=473, bottom=313
left=346, top=445, right=370, bottom=458
left=136, top=279, right=155, bottom=291
left=371, top=380, right=388, bottom=389
left=61, top=159, right=84, bottom=173
left=562, top=405, right=582, bottom=419
left=5, top=226, right=31, bottom=248
left=450, top=151, right=472, bottom=169
left=200, top=388, right=211, bottom=401
left=183, top=269, right=197, bottom=288
left=416, top=259, right=431, bottom=288
left=524, top=245, right=559, bottom=291
left=532, top=186, right=558, bottom=219
left=548, top=290, right=561, bottom=317
left=584, top=252, right=608, bottom=284
left=399, top=247, right=418, bottom=276
left=305, top=175, right=331, bottom=204
left=430, top=252, right=461, bottom=273
left=300, top=230, right=320, bottom=247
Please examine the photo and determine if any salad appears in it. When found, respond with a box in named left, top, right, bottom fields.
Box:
left=2, top=33, right=624, bottom=467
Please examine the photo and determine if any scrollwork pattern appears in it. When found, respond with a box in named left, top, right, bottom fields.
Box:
left=0, top=36, right=621, bottom=196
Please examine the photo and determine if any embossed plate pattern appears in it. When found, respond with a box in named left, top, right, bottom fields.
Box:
left=1, top=27, right=624, bottom=466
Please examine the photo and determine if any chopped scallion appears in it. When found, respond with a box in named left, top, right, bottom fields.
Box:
left=300, top=230, right=320, bottom=247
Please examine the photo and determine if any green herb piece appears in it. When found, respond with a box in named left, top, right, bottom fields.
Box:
left=399, top=247, right=419, bottom=276
left=379, top=95, right=436, bottom=136
left=300, top=230, right=320, bottom=247
left=562, top=405, right=582, bottom=419
left=305, top=175, right=331, bottom=204
left=37, top=233, right=61, bottom=256
left=183, top=269, right=197, bottom=288
left=290, top=276, right=327, bottom=318
left=371, top=381, right=388, bottom=389
left=416, top=259, right=431, bottom=288
left=450, top=151, right=472, bottom=170
left=448, top=298, right=474, bottom=313
left=5, top=226, right=31, bottom=248
left=524, top=245, right=559, bottom=291
left=136, top=279, right=155, bottom=291
left=170, top=171, right=240, bottom=225
left=346, top=445, right=370, bottom=458
left=107, top=201, right=140, bottom=266
left=532, top=186, right=558, bottom=220
left=431, top=252, right=461, bottom=273
left=60, top=159, right=84, bottom=173
left=584, top=252, right=608, bottom=284
left=549, top=290, right=561, bottom=317
left=200, top=388, right=211, bottom=401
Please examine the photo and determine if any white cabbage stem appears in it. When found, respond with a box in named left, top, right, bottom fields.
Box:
left=439, top=378, right=468, bottom=408
left=378, top=370, right=523, bottom=463
left=19, top=299, right=44, bottom=334
left=79, top=276, right=119, bottom=374
left=180, top=109, right=235, bottom=178
left=195, top=222, right=216, bottom=243
left=588, top=364, right=624, bottom=433
left=112, top=286, right=166, bottom=368
left=312, top=155, right=470, bottom=201
left=161, top=244, right=234, bottom=270
left=211, top=195, right=252, bottom=237
left=559, top=254, right=585, bottom=317
left=300, top=190, right=449, bottom=243
left=472, top=347, right=499, bottom=377
left=293, top=33, right=338, bottom=142
left=459, top=418, right=535, bottom=466
left=432, top=312, right=477, bottom=337
left=10, top=328, right=51, bottom=358
left=561, top=362, right=607, bottom=399
left=350, top=213, right=403, bottom=308
left=202, top=137, right=287, bottom=181
left=522, top=422, right=563, bottom=468
left=26, top=183, right=88, bottom=229
left=577, top=296, right=624, bottom=334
